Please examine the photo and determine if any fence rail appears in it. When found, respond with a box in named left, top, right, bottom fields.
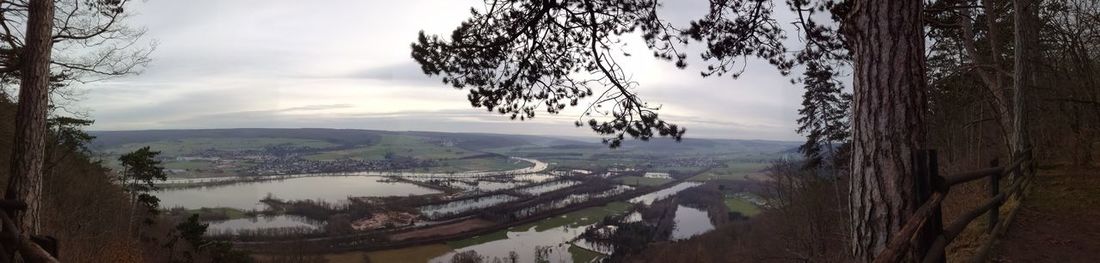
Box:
left=0, top=199, right=60, bottom=263
left=874, top=149, right=1033, bottom=263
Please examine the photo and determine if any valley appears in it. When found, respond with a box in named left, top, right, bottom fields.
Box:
left=91, top=128, right=794, bottom=262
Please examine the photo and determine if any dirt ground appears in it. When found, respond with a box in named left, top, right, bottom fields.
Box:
left=388, top=218, right=496, bottom=241
left=992, top=166, right=1100, bottom=262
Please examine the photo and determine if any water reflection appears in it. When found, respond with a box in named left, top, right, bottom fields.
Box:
left=419, top=194, right=520, bottom=220
left=156, top=176, right=441, bottom=210
left=670, top=205, right=715, bottom=240
left=517, top=180, right=581, bottom=195
left=206, top=215, right=324, bottom=235
left=629, top=182, right=703, bottom=205
left=430, top=224, right=586, bottom=262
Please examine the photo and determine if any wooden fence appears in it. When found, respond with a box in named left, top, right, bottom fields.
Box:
left=0, top=200, right=60, bottom=263
left=873, top=149, right=1034, bottom=263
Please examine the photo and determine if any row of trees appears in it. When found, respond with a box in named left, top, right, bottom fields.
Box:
left=412, top=0, right=1082, bottom=261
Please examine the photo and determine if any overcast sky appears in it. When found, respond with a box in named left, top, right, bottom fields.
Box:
left=77, top=0, right=809, bottom=141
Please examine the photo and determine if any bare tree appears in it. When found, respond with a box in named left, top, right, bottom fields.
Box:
left=2, top=0, right=148, bottom=245
left=0, top=0, right=153, bottom=103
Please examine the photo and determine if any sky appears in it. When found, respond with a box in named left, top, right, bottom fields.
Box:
left=76, top=0, right=809, bottom=141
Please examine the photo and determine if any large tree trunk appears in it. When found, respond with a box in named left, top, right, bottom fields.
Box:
left=1013, top=0, right=1039, bottom=157
left=845, top=0, right=929, bottom=261
left=6, top=0, right=56, bottom=235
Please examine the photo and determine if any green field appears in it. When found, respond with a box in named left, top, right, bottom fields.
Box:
left=569, top=244, right=604, bottom=263
left=616, top=176, right=672, bottom=186
left=360, top=244, right=452, bottom=263
left=304, top=134, right=476, bottom=161
left=690, top=161, right=771, bottom=181
left=724, top=197, right=761, bottom=217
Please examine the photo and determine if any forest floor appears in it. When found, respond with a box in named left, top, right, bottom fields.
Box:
left=992, top=166, right=1100, bottom=262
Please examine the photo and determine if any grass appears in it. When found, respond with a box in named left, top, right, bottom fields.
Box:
left=361, top=244, right=453, bottom=263
left=569, top=244, right=604, bottom=263
left=723, top=197, right=761, bottom=217
left=304, top=134, right=476, bottom=161
left=446, top=228, right=510, bottom=249
left=616, top=176, right=672, bottom=186
left=690, top=161, right=770, bottom=181
left=447, top=202, right=633, bottom=249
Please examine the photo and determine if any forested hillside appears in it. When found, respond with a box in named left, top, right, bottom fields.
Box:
left=0, top=101, right=142, bottom=261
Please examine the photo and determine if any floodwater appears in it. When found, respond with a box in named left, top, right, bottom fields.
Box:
left=430, top=224, right=585, bottom=263
left=418, top=194, right=520, bottom=219
left=156, top=176, right=442, bottom=210
left=629, top=182, right=703, bottom=205
left=643, top=172, right=671, bottom=179
left=670, top=205, right=715, bottom=240
left=517, top=180, right=581, bottom=195
left=206, top=215, right=324, bottom=235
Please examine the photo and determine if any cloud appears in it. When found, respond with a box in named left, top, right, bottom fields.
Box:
left=341, top=62, right=443, bottom=87
left=75, top=0, right=810, bottom=142
left=279, top=104, right=356, bottom=112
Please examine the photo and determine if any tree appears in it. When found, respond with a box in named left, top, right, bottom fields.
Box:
left=166, top=214, right=208, bottom=263
left=118, top=146, right=168, bottom=234
left=412, top=0, right=925, bottom=261
left=43, top=116, right=95, bottom=174
left=840, top=1, right=930, bottom=260
left=1013, top=0, right=1040, bottom=158
left=2, top=0, right=150, bottom=238
left=411, top=0, right=686, bottom=148
left=449, top=250, right=484, bottom=263
left=6, top=0, right=58, bottom=237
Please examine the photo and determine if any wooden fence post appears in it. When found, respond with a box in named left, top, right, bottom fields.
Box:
left=989, top=159, right=1000, bottom=233
left=914, top=150, right=945, bottom=263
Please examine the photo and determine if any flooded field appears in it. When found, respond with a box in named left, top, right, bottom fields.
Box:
left=629, top=182, right=703, bottom=205
left=207, top=215, right=324, bottom=235
left=156, top=175, right=441, bottom=210
left=670, top=205, right=715, bottom=240
left=513, top=186, right=633, bottom=218
left=517, top=180, right=581, bottom=195
left=418, top=194, right=520, bottom=219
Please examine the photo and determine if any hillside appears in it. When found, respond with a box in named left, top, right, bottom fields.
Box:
left=0, top=101, right=143, bottom=261
left=89, top=128, right=800, bottom=178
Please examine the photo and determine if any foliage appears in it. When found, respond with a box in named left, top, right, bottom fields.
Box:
left=164, top=214, right=254, bottom=263
left=47, top=117, right=95, bottom=154
left=118, top=146, right=168, bottom=213
left=412, top=0, right=853, bottom=154
left=450, top=250, right=485, bottom=263
left=412, top=0, right=685, bottom=147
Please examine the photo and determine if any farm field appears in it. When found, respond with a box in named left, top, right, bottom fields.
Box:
left=303, top=134, right=478, bottom=161
left=616, top=176, right=672, bottom=186
left=724, top=197, right=761, bottom=217
left=689, top=161, right=771, bottom=181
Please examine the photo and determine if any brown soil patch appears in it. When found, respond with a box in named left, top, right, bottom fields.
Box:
left=992, top=167, right=1100, bottom=262
left=388, top=218, right=495, bottom=241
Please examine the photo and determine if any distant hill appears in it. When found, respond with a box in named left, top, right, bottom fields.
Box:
left=90, top=128, right=799, bottom=154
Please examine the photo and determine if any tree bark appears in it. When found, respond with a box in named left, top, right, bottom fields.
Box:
left=6, top=0, right=56, bottom=235
left=1013, top=0, right=1039, bottom=157
left=844, top=0, right=928, bottom=261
